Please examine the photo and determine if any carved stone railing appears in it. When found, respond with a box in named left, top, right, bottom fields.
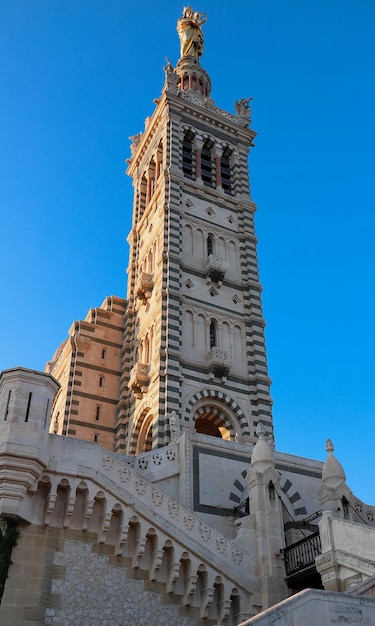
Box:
left=43, top=439, right=250, bottom=587
left=346, top=495, right=375, bottom=527
left=180, top=91, right=248, bottom=127
left=205, top=254, right=227, bottom=285
left=96, top=447, right=248, bottom=581
left=37, top=439, right=254, bottom=611
left=122, top=443, right=179, bottom=481
left=136, top=272, right=153, bottom=304
left=129, top=363, right=150, bottom=398
left=207, top=347, right=231, bottom=379
left=4, top=433, right=257, bottom=623
left=282, top=532, right=321, bottom=577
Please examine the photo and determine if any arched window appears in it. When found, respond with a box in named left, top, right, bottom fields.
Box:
left=182, top=130, right=194, bottom=179
left=148, top=249, right=153, bottom=273
left=221, top=148, right=232, bottom=194
left=136, top=413, right=153, bottom=453
left=207, top=234, right=214, bottom=256
left=144, top=335, right=150, bottom=363
left=209, top=319, right=217, bottom=349
left=201, top=140, right=213, bottom=186
left=156, top=140, right=163, bottom=179
left=147, top=159, right=156, bottom=204
left=139, top=175, right=147, bottom=217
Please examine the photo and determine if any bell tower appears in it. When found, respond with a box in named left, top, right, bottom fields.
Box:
left=116, top=8, right=273, bottom=454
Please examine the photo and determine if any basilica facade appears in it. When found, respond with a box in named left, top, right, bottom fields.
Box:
left=0, top=9, right=374, bottom=625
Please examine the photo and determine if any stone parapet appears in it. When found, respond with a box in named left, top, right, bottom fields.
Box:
left=0, top=428, right=259, bottom=619
left=238, top=587, right=375, bottom=626
left=0, top=368, right=59, bottom=519
left=317, top=512, right=375, bottom=592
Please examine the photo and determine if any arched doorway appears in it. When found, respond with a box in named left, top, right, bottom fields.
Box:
left=194, top=405, right=233, bottom=440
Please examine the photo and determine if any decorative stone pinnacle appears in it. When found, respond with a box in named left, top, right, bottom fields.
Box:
left=325, top=438, right=334, bottom=455
left=256, top=422, right=266, bottom=439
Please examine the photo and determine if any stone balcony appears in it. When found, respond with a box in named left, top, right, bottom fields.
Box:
left=136, top=272, right=153, bottom=303
left=129, top=362, right=150, bottom=398
left=204, top=255, right=227, bottom=285
left=207, top=347, right=231, bottom=380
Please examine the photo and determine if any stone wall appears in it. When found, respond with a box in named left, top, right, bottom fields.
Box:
left=46, top=537, right=197, bottom=626
left=317, top=513, right=375, bottom=592
left=0, top=525, right=202, bottom=626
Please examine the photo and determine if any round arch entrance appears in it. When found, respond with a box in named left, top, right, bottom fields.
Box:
left=194, top=405, right=233, bottom=440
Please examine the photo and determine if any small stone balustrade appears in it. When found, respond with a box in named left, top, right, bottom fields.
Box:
left=123, top=443, right=179, bottom=481
left=129, top=363, right=150, bottom=398
left=207, top=347, right=231, bottom=380
left=136, top=272, right=153, bottom=304
left=205, top=254, right=227, bottom=285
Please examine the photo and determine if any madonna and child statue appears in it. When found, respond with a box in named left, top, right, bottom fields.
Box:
left=177, top=6, right=206, bottom=59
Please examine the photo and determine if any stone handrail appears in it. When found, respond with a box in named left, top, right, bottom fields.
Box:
left=120, top=443, right=179, bottom=479
left=347, top=494, right=375, bottom=527
left=45, top=436, right=253, bottom=593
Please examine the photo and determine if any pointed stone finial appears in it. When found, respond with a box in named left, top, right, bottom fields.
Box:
left=251, top=422, right=275, bottom=470
left=322, top=438, right=346, bottom=488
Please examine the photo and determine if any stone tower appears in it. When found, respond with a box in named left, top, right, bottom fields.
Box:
left=3, top=11, right=375, bottom=624
left=116, top=9, right=273, bottom=454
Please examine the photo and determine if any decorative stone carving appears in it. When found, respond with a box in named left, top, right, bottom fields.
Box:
left=207, top=346, right=231, bottom=379
left=152, top=452, right=162, bottom=465
left=129, top=363, right=150, bottom=398
left=135, top=479, right=147, bottom=496
left=118, top=467, right=131, bottom=484
left=216, top=536, right=227, bottom=554
left=204, top=254, right=227, bottom=285
left=184, top=514, right=195, bottom=531
left=163, top=58, right=178, bottom=94
left=166, top=448, right=176, bottom=461
left=316, top=553, right=332, bottom=566
left=234, top=97, right=253, bottom=126
left=232, top=547, right=243, bottom=565
left=102, top=456, right=114, bottom=471
left=138, top=457, right=148, bottom=471
left=129, top=133, right=142, bottom=156
left=151, top=488, right=163, bottom=508
left=136, top=272, right=153, bottom=304
left=168, top=501, right=179, bottom=520
left=168, top=410, right=181, bottom=444
left=199, top=523, right=211, bottom=543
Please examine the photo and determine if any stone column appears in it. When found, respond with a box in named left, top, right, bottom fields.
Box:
left=194, top=136, right=203, bottom=183
left=237, top=423, right=288, bottom=610
left=213, top=145, right=223, bottom=190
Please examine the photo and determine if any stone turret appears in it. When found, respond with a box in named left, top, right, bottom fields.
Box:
left=237, top=424, right=288, bottom=609
left=318, top=438, right=351, bottom=518
left=0, top=367, right=59, bottom=518
left=174, top=55, right=212, bottom=98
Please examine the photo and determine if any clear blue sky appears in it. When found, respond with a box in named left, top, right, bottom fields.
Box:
left=1, top=1, right=374, bottom=503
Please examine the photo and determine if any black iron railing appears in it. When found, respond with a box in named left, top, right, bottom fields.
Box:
left=283, top=531, right=321, bottom=577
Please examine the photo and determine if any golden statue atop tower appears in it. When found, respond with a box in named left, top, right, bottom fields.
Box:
left=177, top=6, right=206, bottom=59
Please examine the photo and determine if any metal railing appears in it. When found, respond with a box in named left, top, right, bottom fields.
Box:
left=283, top=531, right=321, bottom=577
